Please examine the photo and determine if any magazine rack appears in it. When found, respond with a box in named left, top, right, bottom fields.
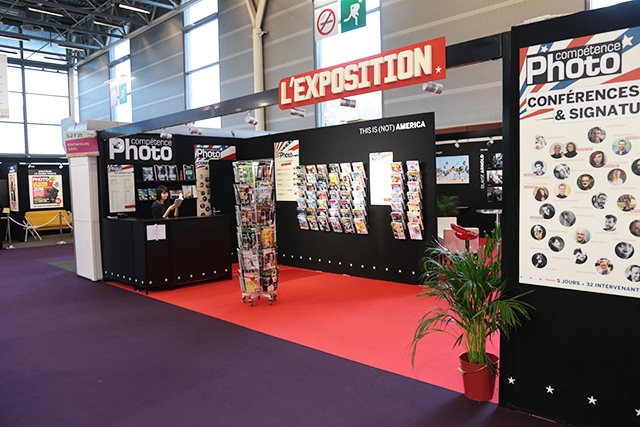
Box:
left=233, top=159, right=278, bottom=306
left=389, top=161, right=424, bottom=240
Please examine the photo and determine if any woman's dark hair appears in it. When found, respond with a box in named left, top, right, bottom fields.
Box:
left=156, top=185, right=170, bottom=207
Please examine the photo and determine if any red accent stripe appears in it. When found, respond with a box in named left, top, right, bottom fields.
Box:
left=521, top=108, right=553, bottom=120
left=566, top=35, right=594, bottom=49
left=603, top=67, right=640, bottom=84
left=519, top=46, right=528, bottom=74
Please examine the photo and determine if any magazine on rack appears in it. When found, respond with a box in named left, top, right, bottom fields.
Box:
left=341, top=217, right=355, bottom=234
left=137, top=188, right=148, bottom=201
left=154, top=164, right=167, bottom=181
left=240, top=249, right=260, bottom=270
left=317, top=215, right=331, bottom=232
left=142, top=166, right=155, bottom=181
left=183, top=164, right=195, bottom=180
left=262, top=247, right=277, bottom=270
left=329, top=217, right=343, bottom=233
left=167, top=165, right=178, bottom=181
left=354, top=217, right=368, bottom=234
left=391, top=222, right=407, bottom=239
left=297, top=214, right=310, bottom=230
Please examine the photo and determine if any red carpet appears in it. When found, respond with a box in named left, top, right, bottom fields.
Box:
left=110, top=264, right=499, bottom=402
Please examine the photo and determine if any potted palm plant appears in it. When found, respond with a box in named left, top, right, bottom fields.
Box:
left=409, top=224, right=534, bottom=401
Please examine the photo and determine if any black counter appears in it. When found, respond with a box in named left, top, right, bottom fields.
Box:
left=101, top=215, right=232, bottom=292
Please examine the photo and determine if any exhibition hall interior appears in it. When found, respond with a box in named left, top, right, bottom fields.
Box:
left=1, top=0, right=639, bottom=426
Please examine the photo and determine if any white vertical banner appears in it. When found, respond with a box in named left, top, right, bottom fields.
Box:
left=274, top=140, right=300, bottom=201
left=0, top=54, right=9, bottom=118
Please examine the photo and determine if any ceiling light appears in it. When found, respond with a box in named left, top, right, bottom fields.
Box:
left=28, top=7, right=63, bottom=17
left=94, top=21, right=124, bottom=30
left=44, top=56, right=67, bottom=62
left=0, top=49, right=18, bottom=55
left=58, top=44, right=84, bottom=51
left=0, top=33, right=31, bottom=43
left=422, top=82, right=444, bottom=94
left=119, top=3, right=151, bottom=14
left=245, top=112, right=258, bottom=126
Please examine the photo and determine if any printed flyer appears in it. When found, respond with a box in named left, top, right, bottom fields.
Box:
left=107, top=164, right=135, bottom=213
left=274, top=140, right=299, bottom=202
left=28, top=169, right=64, bottom=209
left=8, top=165, right=19, bottom=212
left=369, top=151, right=393, bottom=205
left=519, top=27, right=640, bottom=298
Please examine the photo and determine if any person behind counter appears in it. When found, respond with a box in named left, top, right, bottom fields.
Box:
left=151, top=185, right=179, bottom=219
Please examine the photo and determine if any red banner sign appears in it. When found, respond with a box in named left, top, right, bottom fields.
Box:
left=278, top=37, right=446, bottom=109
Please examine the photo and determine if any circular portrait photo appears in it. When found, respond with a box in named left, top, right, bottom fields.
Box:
left=575, top=227, right=591, bottom=244
left=553, top=163, right=571, bottom=180
left=630, top=219, right=640, bottom=237
left=548, top=236, right=565, bottom=252
left=607, top=168, right=626, bottom=186
left=625, top=265, right=640, bottom=283
left=602, top=214, right=618, bottom=232
left=532, top=252, right=547, bottom=268
left=559, top=210, right=576, bottom=227
left=632, top=158, right=640, bottom=176
left=613, top=138, right=631, bottom=155
left=615, top=242, right=635, bottom=259
left=592, top=192, right=608, bottom=209
left=549, top=143, right=564, bottom=159
left=617, top=194, right=636, bottom=212
left=534, top=135, right=547, bottom=150
left=564, top=142, right=578, bottom=158
left=573, top=248, right=588, bottom=264
left=577, top=174, right=594, bottom=191
left=532, top=160, right=546, bottom=176
left=555, top=183, right=570, bottom=199
left=596, top=258, right=613, bottom=275
left=533, top=186, right=549, bottom=201
left=531, top=224, right=546, bottom=240
left=589, top=151, right=607, bottom=168
left=587, top=126, right=606, bottom=144
left=540, top=203, right=556, bottom=219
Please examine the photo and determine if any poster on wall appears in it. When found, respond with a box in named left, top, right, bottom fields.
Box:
left=8, top=165, right=19, bottom=212
left=519, top=27, right=640, bottom=298
left=194, top=145, right=236, bottom=216
left=274, top=140, right=300, bottom=202
left=369, top=152, right=394, bottom=205
left=107, top=165, right=135, bottom=213
left=28, top=170, right=64, bottom=210
left=436, top=155, right=469, bottom=184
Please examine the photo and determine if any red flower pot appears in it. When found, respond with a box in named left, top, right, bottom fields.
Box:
left=458, top=352, right=499, bottom=401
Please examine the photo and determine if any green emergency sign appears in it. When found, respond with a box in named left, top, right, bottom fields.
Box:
left=340, top=0, right=366, bottom=33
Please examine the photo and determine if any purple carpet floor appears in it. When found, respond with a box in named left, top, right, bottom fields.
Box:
left=0, top=245, right=555, bottom=426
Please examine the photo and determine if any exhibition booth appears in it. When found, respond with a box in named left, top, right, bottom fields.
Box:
left=3, top=3, right=637, bottom=426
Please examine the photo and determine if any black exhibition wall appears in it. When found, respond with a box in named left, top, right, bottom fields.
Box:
left=234, top=113, right=437, bottom=285
left=500, top=3, right=640, bottom=426
left=436, top=140, right=503, bottom=235
left=1, top=160, right=72, bottom=241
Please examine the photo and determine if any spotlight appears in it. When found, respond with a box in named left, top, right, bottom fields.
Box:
left=422, top=82, right=444, bottom=94
left=160, top=130, right=172, bottom=139
left=340, top=98, right=356, bottom=108
left=487, top=138, right=495, bottom=147
left=290, top=107, right=306, bottom=118
left=245, top=112, right=258, bottom=126
left=190, top=127, right=203, bottom=135
left=454, top=142, right=460, bottom=149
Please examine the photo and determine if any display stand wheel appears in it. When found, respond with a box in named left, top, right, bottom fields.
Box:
left=269, top=296, right=273, bottom=305
left=249, top=298, right=253, bottom=307
left=242, top=296, right=245, bottom=303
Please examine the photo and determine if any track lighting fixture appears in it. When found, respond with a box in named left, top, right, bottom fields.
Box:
left=340, top=98, right=356, bottom=108
left=245, top=112, right=258, bottom=126
left=190, top=127, right=203, bottom=135
left=487, top=138, right=495, bottom=147
left=455, top=142, right=460, bottom=149
left=290, top=107, right=306, bottom=118
left=160, top=129, right=172, bottom=139
left=422, top=82, right=444, bottom=94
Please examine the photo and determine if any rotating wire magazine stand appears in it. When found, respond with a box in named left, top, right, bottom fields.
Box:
left=233, top=159, right=279, bottom=306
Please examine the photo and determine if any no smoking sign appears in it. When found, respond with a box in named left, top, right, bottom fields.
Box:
left=314, top=3, right=339, bottom=40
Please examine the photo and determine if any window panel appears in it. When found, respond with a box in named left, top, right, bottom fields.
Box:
left=112, top=40, right=130, bottom=61
left=25, top=94, right=70, bottom=124
left=188, top=65, right=220, bottom=108
left=0, top=122, right=26, bottom=154
left=185, top=0, right=218, bottom=25
left=27, top=124, right=65, bottom=155
left=185, top=20, right=219, bottom=72
left=25, top=69, right=69, bottom=96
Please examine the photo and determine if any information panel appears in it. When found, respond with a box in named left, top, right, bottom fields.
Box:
left=519, top=27, right=640, bottom=297
left=107, top=164, right=136, bottom=213
left=28, top=169, right=64, bottom=210
left=274, top=140, right=300, bottom=202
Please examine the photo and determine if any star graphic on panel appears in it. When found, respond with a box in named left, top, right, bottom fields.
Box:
left=636, top=408, right=640, bottom=416
left=508, top=377, right=515, bottom=384
left=540, top=45, right=549, bottom=53
left=546, top=386, right=554, bottom=394
left=588, top=396, right=597, bottom=405
left=435, top=66, right=442, bottom=73
left=622, top=34, right=634, bottom=48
